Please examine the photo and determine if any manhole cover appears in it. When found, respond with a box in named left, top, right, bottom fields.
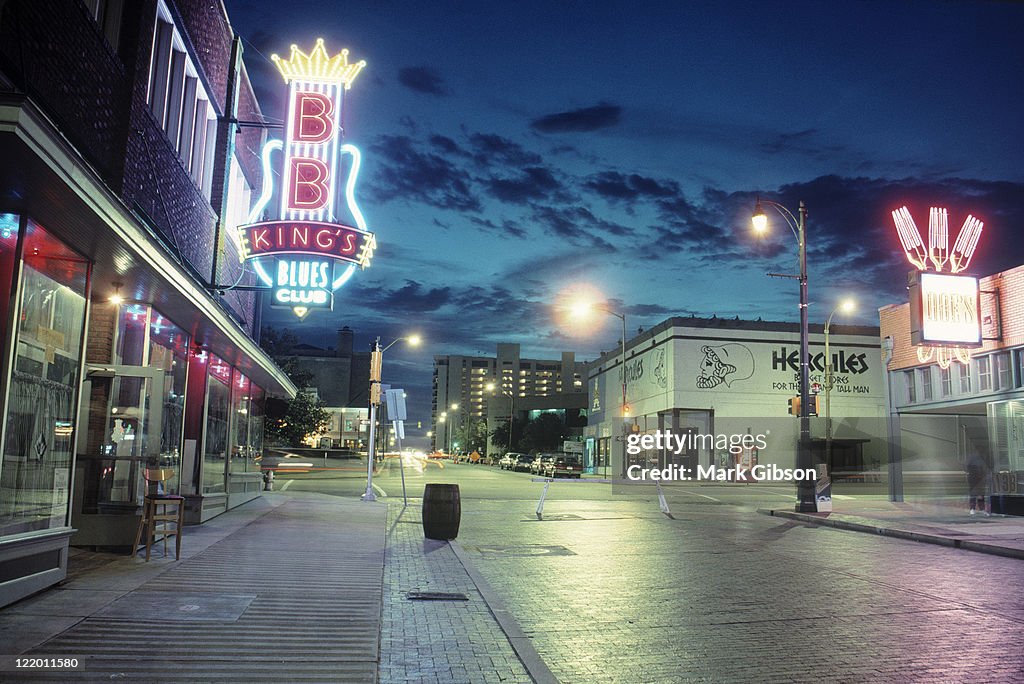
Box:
left=94, top=592, right=256, bottom=622
left=468, top=544, right=576, bottom=556
left=406, top=591, right=469, bottom=601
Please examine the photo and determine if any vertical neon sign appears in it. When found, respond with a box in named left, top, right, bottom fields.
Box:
left=892, top=206, right=984, bottom=369
left=238, top=39, right=375, bottom=318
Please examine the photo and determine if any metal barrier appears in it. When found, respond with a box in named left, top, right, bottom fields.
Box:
left=530, top=477, right=672, bottom=520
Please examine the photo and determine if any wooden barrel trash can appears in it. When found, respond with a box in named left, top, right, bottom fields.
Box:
left=422, top=484, right=461, bottom=540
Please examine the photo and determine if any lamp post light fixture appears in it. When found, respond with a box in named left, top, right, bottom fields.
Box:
left=486, top=381, right=515, bottom=454
left=570, top=299, right=627, bottom=479
left=752, top=198, right=816, bottom=512
left=824, top=298, right=856, bottom=471
left=440, top=403, right=459, bottom=458
left=361, top=334, right=422, bottom=502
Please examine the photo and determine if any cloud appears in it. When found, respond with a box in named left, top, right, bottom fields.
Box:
left=469, top=216, right=529, bottom=239
left=529, top=205, right=631, bottom=246
left=368, top=135, right=481, bottom=211
left=351, top=279, right=453, bottom=313
left=397, top=66, right=451, bottom=96
left=530, top=103, right=622, bottom=133
left=584, top=171, right=681, bottom=202
left=469, top=133, right=542, bottom=167
left=485, top=167, right=561, bottom=204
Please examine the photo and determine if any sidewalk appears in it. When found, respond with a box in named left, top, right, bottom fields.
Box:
left=0, top=491, right=548, bottom=683
left=762, top=499, right=1024, bottom=559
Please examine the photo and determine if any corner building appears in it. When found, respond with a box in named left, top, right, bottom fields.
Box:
left=0, top=0, right=294, bottom=607
left=585, top=317, right=887, bottom=480
left=880, top=263, right=1024, bottom=514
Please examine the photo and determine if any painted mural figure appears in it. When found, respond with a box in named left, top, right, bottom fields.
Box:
left=696, top=344, right=754, bottom=389
left=652, top=348, right=667, bottom=389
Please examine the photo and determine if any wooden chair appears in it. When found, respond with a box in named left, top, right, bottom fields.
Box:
left=133, top=468, right=184, bottom=561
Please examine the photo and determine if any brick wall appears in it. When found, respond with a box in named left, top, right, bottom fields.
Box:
left=120, top=0, right=219, bottom=283
left=122, top=109, right=218, bottom=281
left=172, top=0, right=232, bottom=114
left=234, top=66, right=266, bottom=190
left=880, top=263, right=1024, bottom=370
left=0, top=0, right=130, bottom=186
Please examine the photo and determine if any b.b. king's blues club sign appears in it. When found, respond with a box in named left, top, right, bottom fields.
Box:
left=238, top=39, right=375, bottom=318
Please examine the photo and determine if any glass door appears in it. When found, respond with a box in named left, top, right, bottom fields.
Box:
left=77, top=365, right=163, bottom=513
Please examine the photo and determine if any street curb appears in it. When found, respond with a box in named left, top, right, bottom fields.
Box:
left=449, top=540, right=559, bottom=684
left=759, top=509, right=1024, bottom=561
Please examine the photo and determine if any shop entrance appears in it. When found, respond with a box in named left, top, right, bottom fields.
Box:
left=72, top=365, right=165, bottom=546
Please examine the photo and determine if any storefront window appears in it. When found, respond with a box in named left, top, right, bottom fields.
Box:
left=0, top=213, right=17, bottom=350
left=250, top=385, right=265, bottom=462
left=939, top=366, right=952, bottom=397
left=918, top=367, right=932, bottom=401
left=994, top=352, right=1011, bottom=391
left=229, top=370, right=251, bottom=474
left=903, top=371, right=916, bottom=403
left=109, top=304, right=188, bottom=484
left=977, top=356, right=992, bottom=392
left=202, top=354, right=231, bottom=494
left=959, top=363, right=972, bottom=394
left=0, top=220, right=89, bottom=537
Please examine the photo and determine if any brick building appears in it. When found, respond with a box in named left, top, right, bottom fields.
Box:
left=0, top=0, right=294, bottom=606
left=880, top=264, right=1024, bottom=514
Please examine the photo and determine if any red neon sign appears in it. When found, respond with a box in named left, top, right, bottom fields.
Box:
left=240, top=220, right=372, bottom=266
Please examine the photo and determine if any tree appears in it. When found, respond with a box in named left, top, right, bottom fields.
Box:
left=265, top=390, right=331, bottom=447
left=453, top=417, right=489, bottom=453
left=260, top=327, right=330, bottom=446
left=490, top=417, right=527, bottom=453
left=259, top=327, right=314, bottom=387
left=519, top=412, right=567, bottom=453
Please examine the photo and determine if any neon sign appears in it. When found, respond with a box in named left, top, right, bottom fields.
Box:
left=271, top=258, right=335, bottom=310
left=892, top=206, right=984, bottom=368
left=238, top=39, right=374, bottom=318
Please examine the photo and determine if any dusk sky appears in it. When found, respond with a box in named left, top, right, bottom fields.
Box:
left=223, top=0, right=1024, bottom=425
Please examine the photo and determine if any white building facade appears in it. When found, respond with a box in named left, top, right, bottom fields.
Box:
left=584, top=317, right=887, bottom=480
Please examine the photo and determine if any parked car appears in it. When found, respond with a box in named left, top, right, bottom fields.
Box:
left=511, top=453, right=534, bottom=472
left=500, top=452, right=524, bottom=470
left=544, top=454, right=583, bottom=478
left=531, top=453, right=556, bottom=475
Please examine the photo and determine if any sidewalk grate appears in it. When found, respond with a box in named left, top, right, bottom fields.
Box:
left=405, top=591, right=469, bottom=601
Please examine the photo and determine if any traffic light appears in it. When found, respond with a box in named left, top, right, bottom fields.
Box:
left=788, top=395, right=820, bottom=416
left=369, top=350, right=382, bottom=382
left=370, top=382, right=381, bottom=405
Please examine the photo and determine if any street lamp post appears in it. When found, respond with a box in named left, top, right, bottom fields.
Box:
left=570, top=301, right=626, bottom=479
left=752, top=198, right=815, bottom=512
left=486, top=383, right=515, bottom=454
left=824, top=299, right=855, bottom=472
left=447, top=402, right=459, bottom=459
left=362, top=334, right=421, bottom=502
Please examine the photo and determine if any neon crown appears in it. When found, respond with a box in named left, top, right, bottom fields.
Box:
left=271, top=38, right=366, bottom=88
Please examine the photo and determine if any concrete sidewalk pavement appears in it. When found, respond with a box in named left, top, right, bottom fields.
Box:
left=763, top=499, right=1024, bottom=559
left=0, top=491, right=548, bottom=683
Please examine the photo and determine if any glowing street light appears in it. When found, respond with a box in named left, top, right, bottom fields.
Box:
left=824, top=298, right=856, bottom=469
left=751, top=197, right=815, bottom=512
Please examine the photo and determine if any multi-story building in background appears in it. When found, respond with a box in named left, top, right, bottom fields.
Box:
left=279, top=327, right=371, bottom=450
left=0, top=0, right=294, bottom=606
left=431, top=343, right=588, bottom=453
